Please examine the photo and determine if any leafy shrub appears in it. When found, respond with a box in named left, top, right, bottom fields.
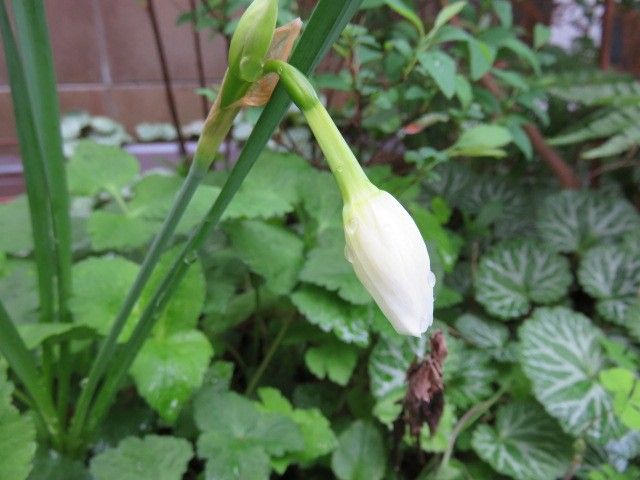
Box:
left=1, top=1, right=639, bottom=479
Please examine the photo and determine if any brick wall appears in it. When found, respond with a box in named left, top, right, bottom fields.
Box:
left=0, top=0, right=228, bottom=153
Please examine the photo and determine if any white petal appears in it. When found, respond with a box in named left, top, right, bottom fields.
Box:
left=343, top=190, right=435, bottom=337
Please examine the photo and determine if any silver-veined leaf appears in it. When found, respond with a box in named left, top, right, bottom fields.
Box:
left=475, top=240, right=571, bottom=319
left=472, top=401, right=572, bottom=480
left=455, top=313, right=514, bottom=361
left=519, top=307, right=620, bottom=441
left=537, top=191, right=640, bottom=253
left=578, top=245, right=640, bottom=325
left=445, top=337, right=497, bottom=408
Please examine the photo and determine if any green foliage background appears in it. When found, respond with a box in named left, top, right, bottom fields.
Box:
left=1, top=1, right=640, bottom=479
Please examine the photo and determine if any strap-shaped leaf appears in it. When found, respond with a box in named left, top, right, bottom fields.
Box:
left=537, top=191, right=640, bottom=253
left=472, top=401, right=572, bottom=480
left=519, top=307, right=621, bottom=441
left=578, top=245, right=640, bottom=325
left=475, top=240, right=571, bottom=319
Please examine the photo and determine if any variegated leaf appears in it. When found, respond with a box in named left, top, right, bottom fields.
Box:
left=537, top=191, right=640, bottom=253
left=455, top=314, right=515, bottom=361
left=472, top=401, right=572, bottom=480
left=475, top=240, right=571, bottom=319
left=578, top=245, right=640, bottom=325
left=519, top=307, right=620, bottom=441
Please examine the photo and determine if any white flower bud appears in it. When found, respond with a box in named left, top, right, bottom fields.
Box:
left=343, top=189, right=435, bottom=337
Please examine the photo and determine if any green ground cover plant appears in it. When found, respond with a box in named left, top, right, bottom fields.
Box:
left=0, top=0, right=639, bottom=479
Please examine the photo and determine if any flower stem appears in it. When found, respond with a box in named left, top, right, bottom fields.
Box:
left=68, top=103, right=238, bottom=446
left=263, top=59, right=374, bottom=203
left=438, top=384, right=508, bottom=472
left=79, top=0, right=366, bottom=439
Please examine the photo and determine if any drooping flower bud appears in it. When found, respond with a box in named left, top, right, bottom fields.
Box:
left=343, top=189, right=435, bottom=337
left=263, top=60, right=436, bottom=336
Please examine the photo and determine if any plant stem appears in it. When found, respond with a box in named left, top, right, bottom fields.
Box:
left=263, top=59, right=374, bottom=203
left=82, top=0, right=365, bottom=436
left=438, top=385, right=508, bottom=472
left=68, top=104, right=239, bottom=446
left=0, top=301, right=61, bottom=447
left=246, top=314, right=293, bottom=395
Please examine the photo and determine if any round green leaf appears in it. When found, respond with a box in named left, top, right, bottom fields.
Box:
left=0, top=195, right=33, bottom=255
left=223, top=151, right=310, bottom=220
left=87, top=210, right=159, bottom=252
left=138, top=246, right=206, bottom=334
left=299, top=227, right=371, bottom=305
left=304, top=337, right=359, bottom=386
left=257, top=387, right=337, bottom=471
left=71, top=250, right=205, bottom=338
left=331, top=420, right=385, bottom=480
left=519, top=307, right=620, bottom=441
left=0, top=260, right=38, bottom=324
left=291, top=285, right=370, bottom=346
left=67, top=141, right=139, bottom=197
left=475, top=240, right=572, bottom=319
left=29, top=447, right=90, bottom=480
left=195, top=391, right=303, bottom=480
left=70, top=256, right=139, bottom=337
left=130, top=330, right=213, bottom=423
left=472, top=401, right=572, bottom=480
left=578, top=245, right=640, bottom=325
left=89, top=435, right=192, bottom=480
left=537, top=191, right=640, bottom=253
left=226, top=220, right=304, bottom=296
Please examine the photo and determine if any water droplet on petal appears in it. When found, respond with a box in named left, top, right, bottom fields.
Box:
left=427, top=271, right=436, bottom=288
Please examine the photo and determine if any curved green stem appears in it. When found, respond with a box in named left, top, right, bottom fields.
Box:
left=438, top=384, right=508, bottom=472
left=245, top=314, right=293, bottom=395
left=263, top=60, right=373, bottom=203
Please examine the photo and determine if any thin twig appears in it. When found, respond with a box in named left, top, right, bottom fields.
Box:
left=146, top=0, right=188, bottom=157
left=599, top=0, right=615, bottom=70
left=589, top=157, right=639, bottom=180
left=480, top=73, right=581, bottom=189
left=245, top=314, right=294, bottom=396
left=438, top=385, right=508, bottom=472
left=188, top=0, right=209, bottom=118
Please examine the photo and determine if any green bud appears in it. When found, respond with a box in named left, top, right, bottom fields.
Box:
left=219, top=0, right=278, bottom=107
left=228, top=0, right=278, bottom=82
